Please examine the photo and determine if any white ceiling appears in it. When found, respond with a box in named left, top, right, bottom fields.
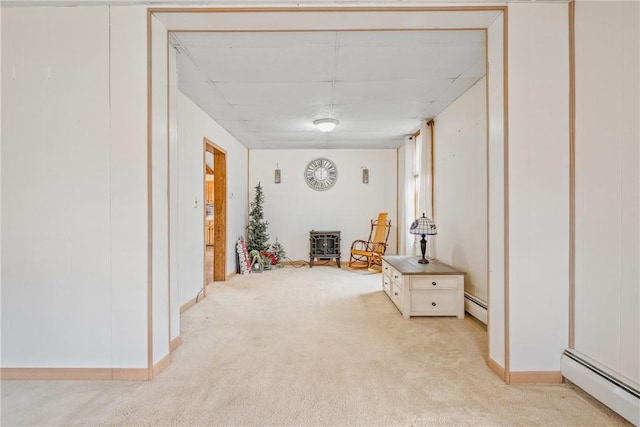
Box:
left=172, top=29, right=486, bottom=149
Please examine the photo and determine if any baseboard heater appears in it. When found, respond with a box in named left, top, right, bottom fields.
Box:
left=561, top=349, right=639, bottom=425
left=464, top=292, right=487, bottom=325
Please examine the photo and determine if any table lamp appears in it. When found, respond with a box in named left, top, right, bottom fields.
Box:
left=409, top=213, right=437, bottom=264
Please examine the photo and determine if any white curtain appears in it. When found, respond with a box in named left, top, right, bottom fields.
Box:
left=420, top=120, right=435, bottom=257
left=418, top=120, right=433, bottom=220
left=397, top=135, right=416, bottom=255
left=397, top=120, right=435, bottom=257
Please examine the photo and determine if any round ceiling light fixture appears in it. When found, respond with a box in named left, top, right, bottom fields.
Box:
left=313, top=118, right=339, bottom=132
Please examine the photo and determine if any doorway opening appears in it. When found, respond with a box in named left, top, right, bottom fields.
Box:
left=204, top=138, right=227, bottom=292
left=152, top=6, right=506, bottom=381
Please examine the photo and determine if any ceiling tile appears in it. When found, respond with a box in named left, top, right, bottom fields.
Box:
left=329, top=129, right=415, bottom=140
left=231, top=104, right=334, bottom=121
left=326, top=138, right=402, bottom=149
left=186, top=46, right=336, bottom=82
left=215, top=82, right=333, bottom=105
left=333, top=80, right=452, bottom=104
left=332, top=103, right=431, bottom=121
left=253, top=139, right=331, bottom=150
left=337, top=44, right=483, bottom=81
left=332, top=119, right=418, bottom=134
left=253, top=131, right=333, bottom=141
left=221, top=119, right=316, bottom=133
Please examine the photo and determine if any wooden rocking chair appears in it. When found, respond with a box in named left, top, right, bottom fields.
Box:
left=348, top=212, right=391, bottom=272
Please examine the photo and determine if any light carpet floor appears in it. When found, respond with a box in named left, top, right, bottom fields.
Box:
left=1, top=266, right=631, bottom=426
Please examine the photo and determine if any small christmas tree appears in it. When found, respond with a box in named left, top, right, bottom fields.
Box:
left=269, top=238, right=286, bottom=263
left=247, top=182, right=269, bottom=253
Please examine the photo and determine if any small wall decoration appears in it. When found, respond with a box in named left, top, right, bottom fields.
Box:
left=274, top=163, right=281, bottom=184
left=362, top=166, right=369, bottom=184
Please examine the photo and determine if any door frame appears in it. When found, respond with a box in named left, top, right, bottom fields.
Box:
left=204, top=138, right=227, bottom=290
left=150, top=6, right=508, bottom=382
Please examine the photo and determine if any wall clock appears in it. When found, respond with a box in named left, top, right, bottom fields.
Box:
left=305, top=158, right=338, bottom=191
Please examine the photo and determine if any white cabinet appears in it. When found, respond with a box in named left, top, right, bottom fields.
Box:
left=382, top=256, right=465, bottom=319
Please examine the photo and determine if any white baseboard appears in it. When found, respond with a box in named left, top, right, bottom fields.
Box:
left=464, top=292, right=487, bottom=324
left=562, top=350, right=639, bottom=425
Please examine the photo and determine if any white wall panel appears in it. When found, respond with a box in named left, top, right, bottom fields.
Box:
left=574, top=1, right=639, bottom=384
left=618, top=2, right=639, bottom=383
left=508, top=3, right=570, bottom=372
left=248, top=149, right=397, bottom=262
left=487, top=13, right=506, bottom=369
left=109, top=5, right=149, bottom=368
left=1, top=7, right=113, bottom=366
left=434, top=77, right=487, bottom=303
left=0, top=6, right=3, bottom=321
left=150, top=15, right=170, bottom=366
left=176, top=91, right=248, bottom=305
left=169, top=42, right=180, bottom=344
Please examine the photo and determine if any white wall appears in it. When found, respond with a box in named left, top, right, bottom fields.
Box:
left=573, top=1, right=639, bottom=385
left=1, top=5, right=250, bottom=371
left=434, top=77, right=487, bottom=303
left=0, top=6, right=3, bottom=355
left=150, top=14, right=171, bottom=367
left=507, top=3, right=570, bottom=372
left=487, top=13, right=506, bottom=370
left=108, top=5, right=150, bottom=368
left=169, top=40, right=180, bottom=344
left=176, top=91, right=248, bottom=305
left=248, top=150, right=397, bottom=262
left=1, top=6, right=148, bottom=368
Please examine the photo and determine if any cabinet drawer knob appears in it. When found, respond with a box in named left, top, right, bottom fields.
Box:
left=431, top=302, right=436, bottom=307
left=432, top=281, right=437, bottom=286
left=394, top=275, right=398, bottom=279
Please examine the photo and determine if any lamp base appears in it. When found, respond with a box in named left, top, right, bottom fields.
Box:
left=418, top=235, right=429, bottom=264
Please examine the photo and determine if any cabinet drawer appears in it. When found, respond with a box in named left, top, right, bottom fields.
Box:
left=382, top=263, right=392, bottom=276
left=390, top=269, right=402, bottom=282
left=392, top=275, right=403, bottom=291
left=382, top=262, right=403, bottom=285
left=410, top=290, right=458, bottom=316
left=382, top=275, right=391, bottom=296
left=410, top=276, right=459, bottom=290
left=390, top=284, right=402, bottom=310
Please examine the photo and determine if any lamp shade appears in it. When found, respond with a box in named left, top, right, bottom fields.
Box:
left=313, top=118, right=338, bottom=132
left=409, top=213, right=437, bottom=236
